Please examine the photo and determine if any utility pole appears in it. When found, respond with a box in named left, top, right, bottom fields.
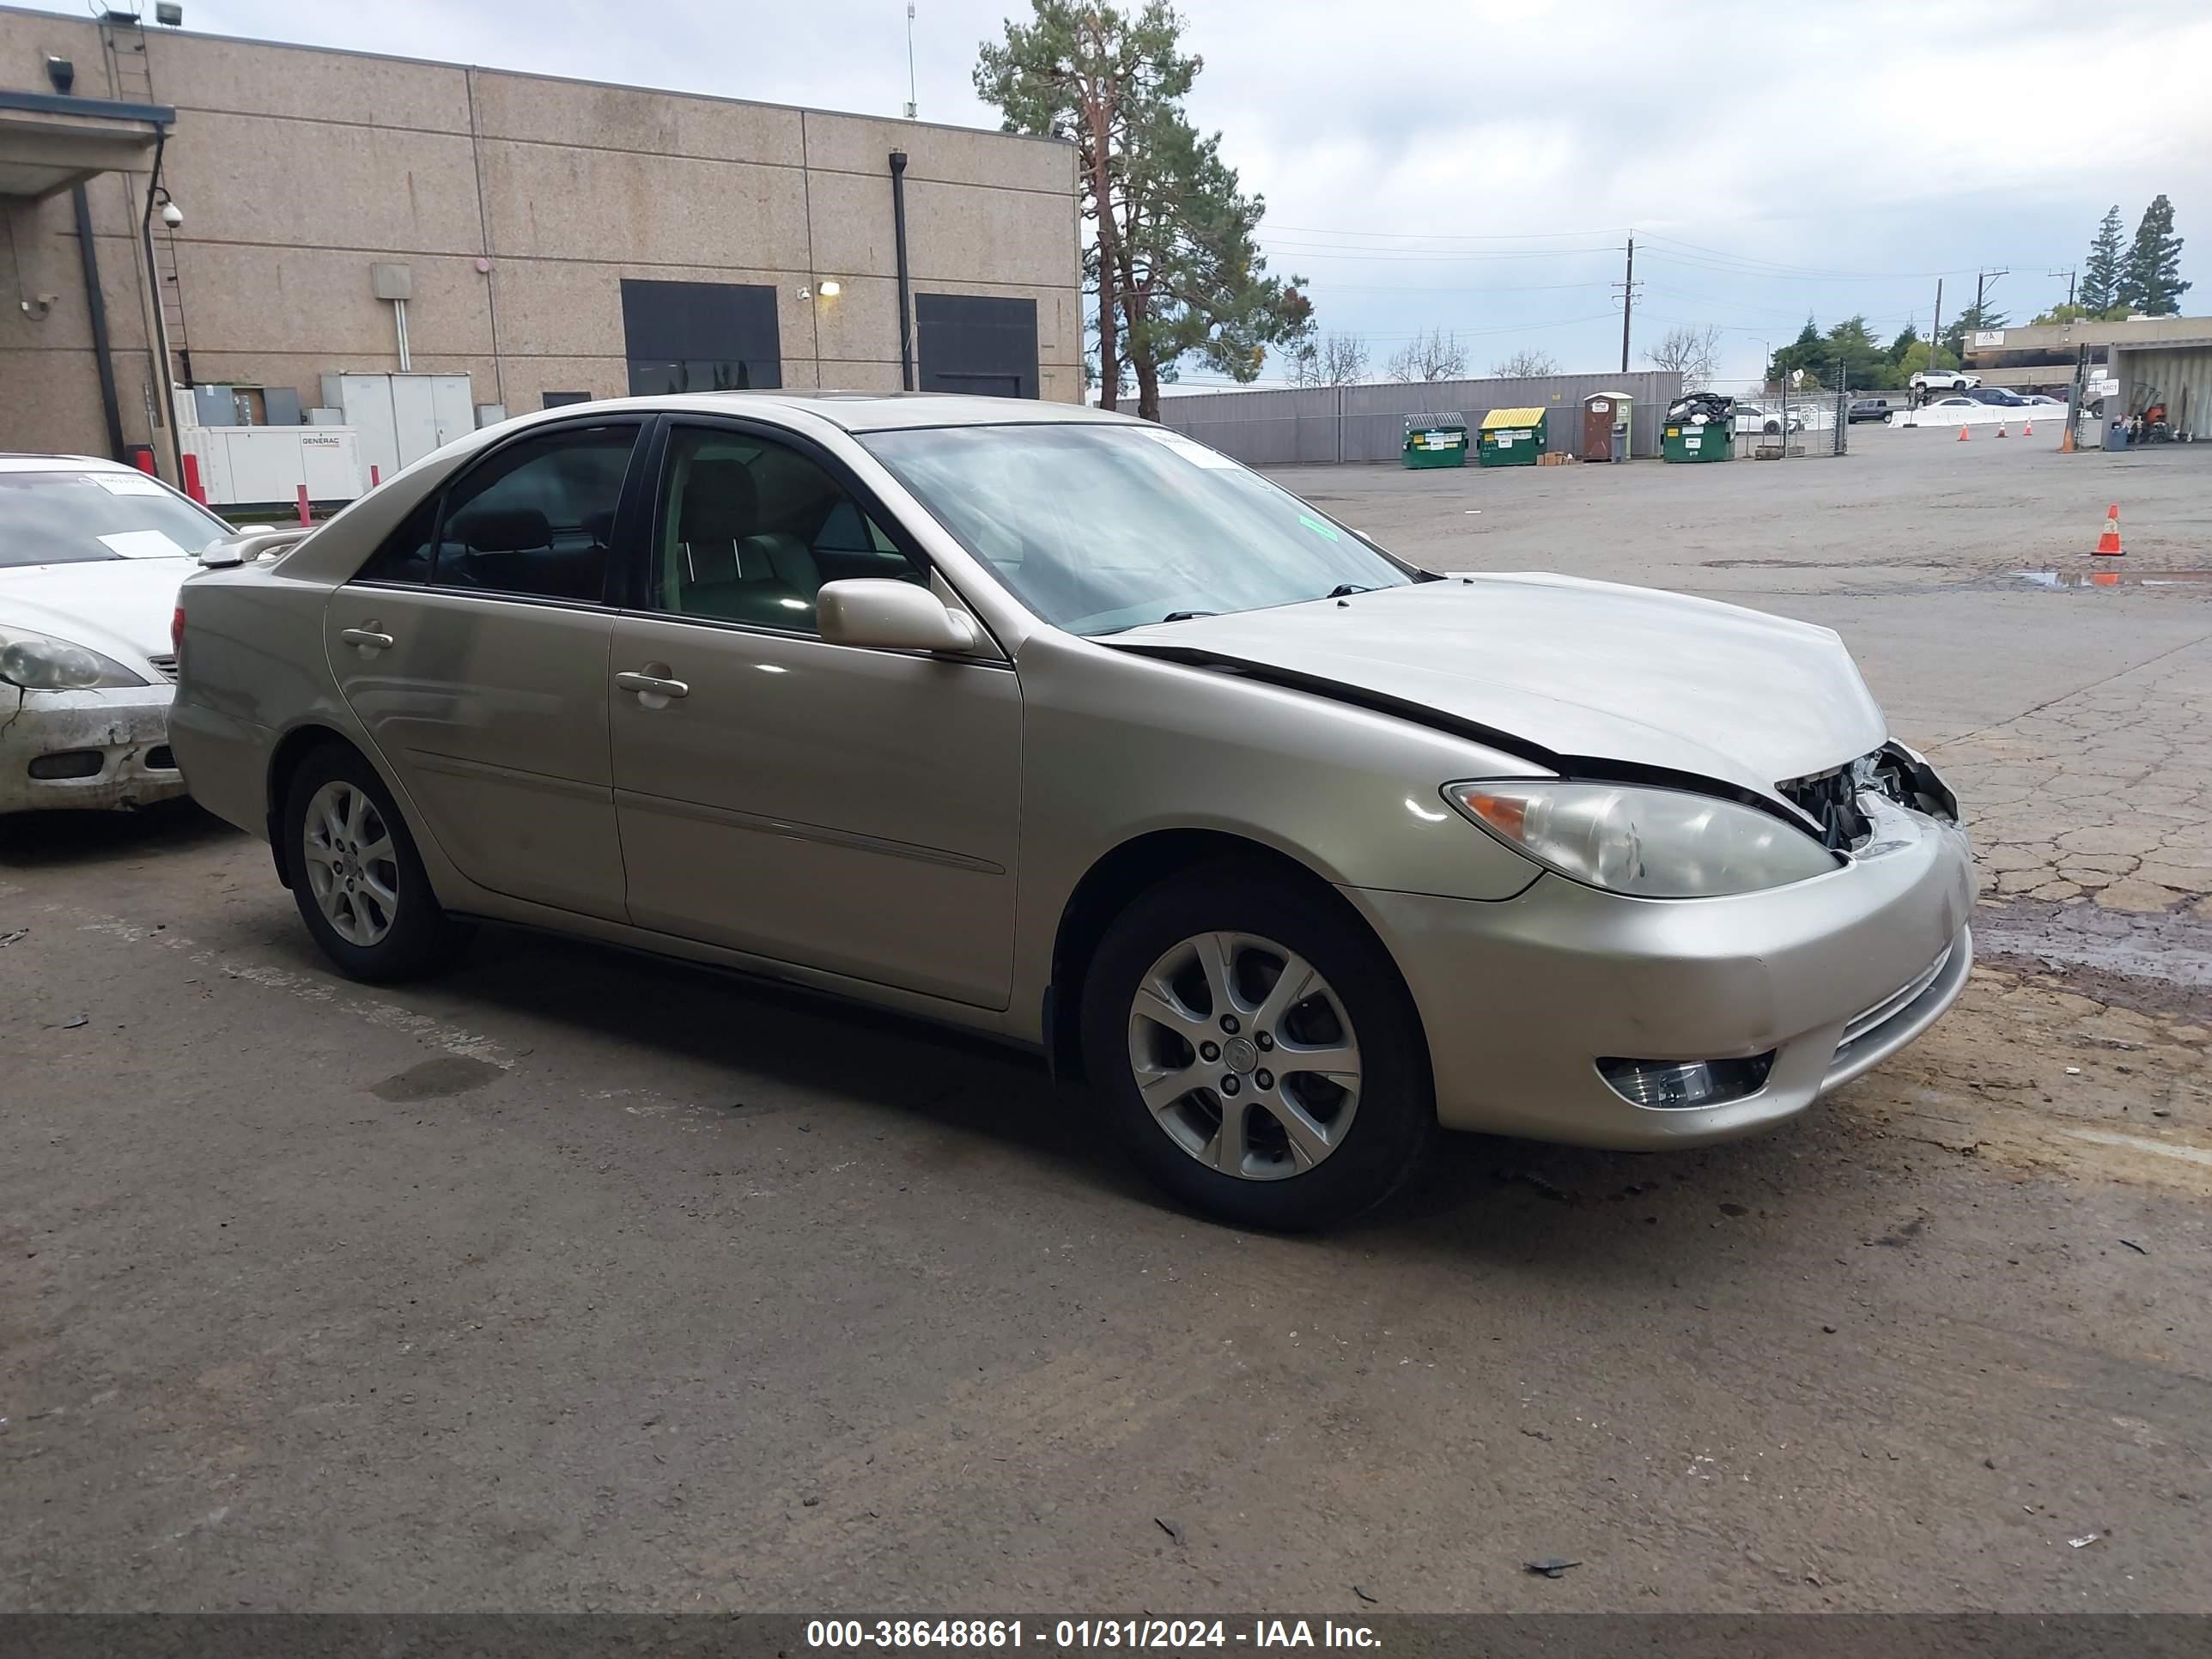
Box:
left=2048, top=266, right=2076, bottom=308
left=1972, top=266, right=2008, bottom=328
left=1929, top=276, right=1942, bottom=392
left=1616, top=233, right=1637, bottom=374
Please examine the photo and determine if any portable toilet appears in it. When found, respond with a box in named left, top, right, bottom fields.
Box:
left=1477, top=406, right=1546, bottom=466
left=1401, top=411, right=1468, bottom=468
left=1580, top=392, right=1633, bottom=461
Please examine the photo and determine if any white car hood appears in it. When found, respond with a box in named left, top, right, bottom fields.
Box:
left=0, top=556, right=193, bottom=669
left=1110, top=574, right=1888, bottom=797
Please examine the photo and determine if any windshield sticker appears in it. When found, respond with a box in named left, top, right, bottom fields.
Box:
left=1139, top=428, right=1238, bottom=469
left=97, top=529, right=191, bottom=560
left=1296, top=513, right=1342, bottom=543
left=92, top=471, right=171, bottom=497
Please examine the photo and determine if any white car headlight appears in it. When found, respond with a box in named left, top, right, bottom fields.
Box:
left=1443, top=780, right=1842, bottom=898
left=0, top=624, right=149, bottom=690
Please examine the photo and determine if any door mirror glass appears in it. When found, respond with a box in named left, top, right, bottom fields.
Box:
left=817, top=579, right=978, bottom=653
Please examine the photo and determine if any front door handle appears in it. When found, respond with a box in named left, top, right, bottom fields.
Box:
left=616, top=668, right=690, bottom=701
left=339, top=626, right=395, bottom=650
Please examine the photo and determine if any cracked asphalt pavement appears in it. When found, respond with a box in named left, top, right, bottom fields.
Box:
left=3, top=428, right=2209, bottom=1613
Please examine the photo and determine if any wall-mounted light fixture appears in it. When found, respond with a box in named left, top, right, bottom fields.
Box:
left=818, top=280, right=842, bottom=297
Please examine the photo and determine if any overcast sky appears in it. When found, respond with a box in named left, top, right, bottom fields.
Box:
left=89, top=1, right=2212, bottom=386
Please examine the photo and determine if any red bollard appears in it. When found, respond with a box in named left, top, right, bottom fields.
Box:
left=369, top=465, right=381, bottom=487
left=179, top=452, right=206, bottom=504
left=131, top=447, right=157, bottom=475
left=296, top=483, right=312, bottom=526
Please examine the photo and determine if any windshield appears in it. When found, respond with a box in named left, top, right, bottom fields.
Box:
left=860, top=423, right=1418, bottom=635
left=0, top=470, right=229, bottom=569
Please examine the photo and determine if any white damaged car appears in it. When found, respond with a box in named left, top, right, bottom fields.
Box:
left=0, top=453, right=240, bottom=814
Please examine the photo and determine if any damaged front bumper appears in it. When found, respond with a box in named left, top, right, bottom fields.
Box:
left=0, top=684, right=184, bottom=813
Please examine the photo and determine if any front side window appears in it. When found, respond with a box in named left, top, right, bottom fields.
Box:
left=425, top=425, right=637, bottom=603
left=0, top=470, right=230, bottom=568
left=861, top=424, right=1417, bottom=636
left=647, top=426, right=922, bottom=632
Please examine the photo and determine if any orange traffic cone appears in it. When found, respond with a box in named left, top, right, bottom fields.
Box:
left=2094, top=504, right=2124, bottom=557
left=1957, top=424, right=1970, bottom=441
left=2023, top=419, right=2034, bottom=436
left=1996, top=421, right=2009, bottom=438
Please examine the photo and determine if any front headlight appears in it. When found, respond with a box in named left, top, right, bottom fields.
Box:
left=1443, top=780, right=1842, bottom=898
left=0, top=624, right=149, bottom=690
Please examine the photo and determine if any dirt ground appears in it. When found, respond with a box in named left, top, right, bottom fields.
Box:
left=3, top=428, right=2209, bottom=1615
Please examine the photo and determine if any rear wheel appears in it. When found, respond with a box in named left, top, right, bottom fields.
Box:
left=1080, top=867, right=1433, bottom=1231
left=283, top=744, right=468, bottom=982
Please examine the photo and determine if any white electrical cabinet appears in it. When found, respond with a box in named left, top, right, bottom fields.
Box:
left=319, top=373, right=476, bottom=485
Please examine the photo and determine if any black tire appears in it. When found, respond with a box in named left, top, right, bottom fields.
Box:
left=282, top=742, right=469, bottom=983
left=1079, top=865, right=1435, bottom=1231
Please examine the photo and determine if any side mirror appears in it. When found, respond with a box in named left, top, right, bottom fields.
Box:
left=816, top=579, right=980, bottom=653
left=201, top=526, right=313, bottom=567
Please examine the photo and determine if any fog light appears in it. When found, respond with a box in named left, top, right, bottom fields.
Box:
left=28, top=750, right=104, bottom=781
left=1597, top=1053, right=1774, bottom=1109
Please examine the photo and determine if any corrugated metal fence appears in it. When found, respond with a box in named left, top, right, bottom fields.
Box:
left=1153, top=371, right=1686, bottom=465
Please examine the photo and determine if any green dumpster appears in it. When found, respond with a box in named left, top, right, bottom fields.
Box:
left=1402, top=412, right=1468, bottom=469
left=1662, top=418, right=1730, bottom=463
left=1476, top=406, right=1546, bottom=466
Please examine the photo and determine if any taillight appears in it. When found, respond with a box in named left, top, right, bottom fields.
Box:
left=170, top=605, right=185, bottom=659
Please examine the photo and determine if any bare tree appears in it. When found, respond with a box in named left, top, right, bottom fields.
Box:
left=1285, top=331, right=1370, bottom=386
left=1488, top=347, right=1560, bottom=379
left=1644, top=324, right=1723, bottom=388
left=1384, top=328, right=1468, bottom=382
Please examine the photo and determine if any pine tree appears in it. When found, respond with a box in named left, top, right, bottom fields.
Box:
left=2080, top=205, right=2124, bottom=313
left=976, top=2, right=1312, bottom=419
left=2119, top=194, right=2190, bottom=316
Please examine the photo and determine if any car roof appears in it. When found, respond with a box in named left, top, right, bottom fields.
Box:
left=0, top=453, right=144, bottom=474
left=511, top=392, right=1146, bottom=435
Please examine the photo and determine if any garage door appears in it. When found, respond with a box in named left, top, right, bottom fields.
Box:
left=917, top=295, right=1038, bottom=399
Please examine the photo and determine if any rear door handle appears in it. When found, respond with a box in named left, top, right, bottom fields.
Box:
left=339, top=627, right=394, bottom=650
left=616, top=669, right=690, bottom=700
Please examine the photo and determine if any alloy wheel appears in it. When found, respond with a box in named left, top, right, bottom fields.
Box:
left=1126, top=931, right=1362, bottom=1181
left=301, top=780, right=400, bottom=947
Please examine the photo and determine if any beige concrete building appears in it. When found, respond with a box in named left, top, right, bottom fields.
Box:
left=0, top=5, right=1080, bottom=485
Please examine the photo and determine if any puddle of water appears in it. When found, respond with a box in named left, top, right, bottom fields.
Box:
left=1976, top=897, right=2212, bottom=991
left=2014, top=568, right=2212, bottom=588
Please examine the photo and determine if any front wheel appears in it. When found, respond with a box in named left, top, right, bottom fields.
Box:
left=1079, top=867, right=1435, bottom=1231
left=283, top=743, right=469, bottom=983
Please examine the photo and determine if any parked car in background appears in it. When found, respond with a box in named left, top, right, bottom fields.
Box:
left=2018, top=393, right=2068, bottom=407
left=1848, top=397, right=1895, bottom=423
left=1963, top=386, right=2028, bottom=406
left=1910, top=369, right=1981, bottom=392
left=170, top=392, right=1974, bottom=1231
left=1732, top=404, right=1807, bottom=436
left=0, top=455, right=241, bottom=814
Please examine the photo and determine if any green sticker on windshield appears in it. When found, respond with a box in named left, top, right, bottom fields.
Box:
left=1297, top=513, right=1342, bottom=543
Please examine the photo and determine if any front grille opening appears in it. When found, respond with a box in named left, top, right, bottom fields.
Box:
left=144, top=744, right=176, bottom=771
left=27, top=750, right=104, bottom=781
left=1598, top=1053, right=1775, bottom=1109
left=1779, top=744, right=1960, bottom=849
left=146, top=653, right=179, bottom=683
left=1777, top=765, right=1871, bottom=851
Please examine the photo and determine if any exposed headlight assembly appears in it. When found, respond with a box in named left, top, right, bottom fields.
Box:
left=1444, top=780, right=1843, bottom=898
left=0, top=624, right=149, bottom=690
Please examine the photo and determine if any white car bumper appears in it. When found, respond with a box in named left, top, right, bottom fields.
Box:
left=0, top=684, right=185, bottom=814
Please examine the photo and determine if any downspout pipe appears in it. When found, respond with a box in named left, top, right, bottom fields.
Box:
left=890, top=149, right=914, bottom=391
left=138, top=129, right=183, bottom=482
left=72, top=183, right=126, bottom=462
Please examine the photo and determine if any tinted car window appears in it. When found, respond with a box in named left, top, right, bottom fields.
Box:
left=428, top=425, right=637, bottom=603
left=647, top=425, right=923, bottom=633
left=0, top=469, right=231, bottom=568
left=356, top=496, right=438, bottom=585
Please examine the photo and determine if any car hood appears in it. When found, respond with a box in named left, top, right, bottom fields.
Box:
left=0, top=557, right=192, bottom=668
left=1109, top=574, right=1887, bottom=797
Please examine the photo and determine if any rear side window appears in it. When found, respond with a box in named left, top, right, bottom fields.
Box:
left=353, top=424, right=639, bottom=601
